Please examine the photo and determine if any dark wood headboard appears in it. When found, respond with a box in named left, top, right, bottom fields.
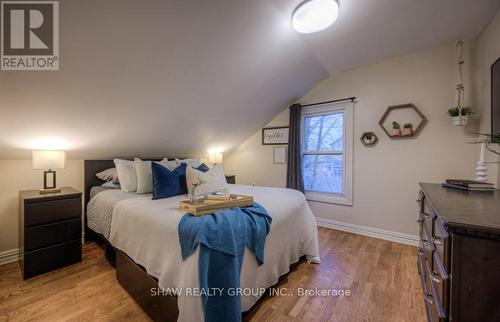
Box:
left=84, top=160, right=115, bottom=209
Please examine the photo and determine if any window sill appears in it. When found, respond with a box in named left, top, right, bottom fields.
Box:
left=305, top=191, right=353, bottom=206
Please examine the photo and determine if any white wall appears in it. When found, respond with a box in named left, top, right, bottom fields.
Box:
left=226, top=40, right=496, bottom=237
left=0, top=161, right=83, bottom=257
left=474, top=10, right=500, bottom=185
left=224, top=110, right=289, bottom=187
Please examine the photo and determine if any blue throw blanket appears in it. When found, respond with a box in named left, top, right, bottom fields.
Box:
left=178, top=203, right=272, bottom=322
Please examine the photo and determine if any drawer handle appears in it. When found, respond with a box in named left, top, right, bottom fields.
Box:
left=422, top=213, right=430, bottom=218
left=430, top=272, right=442, bottom=284
left=424, top=293, right=433, bottom=305
left=416, top=199, right=421, bottom=203
left=432, top=236, right=443, bottom=245
left=417, top=219, right=423, bottom=224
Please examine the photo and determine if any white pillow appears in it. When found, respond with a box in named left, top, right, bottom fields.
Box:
left=96, top=168, right=118, bottom=183
left=134, top=158, right=153, bottom=194
left=114, top=159, right=137, bottom=192
left=186, top=164, right=228, bottom=197
left=159, top=157, right=178, bottom=170
left=176, top=158, right=202, bottom=168
left=159, top=157, right=203, bottom=170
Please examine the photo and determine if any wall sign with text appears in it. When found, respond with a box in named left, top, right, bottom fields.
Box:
left=262, top=126, right=289, bottom=145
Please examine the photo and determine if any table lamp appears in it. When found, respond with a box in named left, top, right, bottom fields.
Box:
left=32, top=150, right=66, bottom=194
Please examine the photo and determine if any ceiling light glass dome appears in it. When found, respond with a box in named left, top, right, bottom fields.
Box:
left=292, top=0, right=339, bottom=34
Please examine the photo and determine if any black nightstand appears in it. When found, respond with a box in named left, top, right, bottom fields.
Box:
left=19, top=187, right=82, bottom=279
left=225, top=175, right=236, bottom=184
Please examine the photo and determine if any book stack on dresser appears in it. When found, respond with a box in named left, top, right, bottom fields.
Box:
left=442, top=179, right=496, bottom=191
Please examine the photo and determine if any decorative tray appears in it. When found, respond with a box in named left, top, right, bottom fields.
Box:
left=179, top=194, right=254, bottom=216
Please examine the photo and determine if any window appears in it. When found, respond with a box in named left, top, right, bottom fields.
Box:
left=301, top=102, right=353, bottom=205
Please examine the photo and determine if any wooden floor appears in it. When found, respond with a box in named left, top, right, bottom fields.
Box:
left=0, top=228, right=426, bottom=322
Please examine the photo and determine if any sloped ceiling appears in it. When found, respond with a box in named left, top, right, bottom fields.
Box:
left=0, top=0, right=498, bottom=159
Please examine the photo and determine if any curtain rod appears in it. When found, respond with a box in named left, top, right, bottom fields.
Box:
left=301, top=96, right=356, bottom=108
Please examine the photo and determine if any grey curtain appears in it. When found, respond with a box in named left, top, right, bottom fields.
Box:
left=286, top=103, right=304, bottom=193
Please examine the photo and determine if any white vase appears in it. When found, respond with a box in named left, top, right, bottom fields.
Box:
left=189, top=190, right=198, bottom=202
left=452, top=115, right=468, bottom=127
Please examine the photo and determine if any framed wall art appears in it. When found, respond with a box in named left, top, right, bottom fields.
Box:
left=262, top=126, right=289, bottom=145
left=273, top=146, right=287, bottom=164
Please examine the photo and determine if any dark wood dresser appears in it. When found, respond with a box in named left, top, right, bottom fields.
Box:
left=417, top=183, right=500, bottom=322
left=19, top=187, right=82, bottom=279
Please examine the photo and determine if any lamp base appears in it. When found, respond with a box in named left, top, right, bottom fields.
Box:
left=475, top=161, right=488, bottom=183
left=39, top=187, right=61, bottom=194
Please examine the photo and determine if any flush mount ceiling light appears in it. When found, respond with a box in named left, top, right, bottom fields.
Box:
left=292, top=0, right=339, bottom=34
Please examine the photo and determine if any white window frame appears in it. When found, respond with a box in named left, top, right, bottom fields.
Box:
left=301, top=101, right=353, bottom=206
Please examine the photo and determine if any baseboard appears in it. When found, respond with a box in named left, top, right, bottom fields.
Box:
left=0, top=248, right=19, bottom=266
left=316, top=217, right=418, bottom=246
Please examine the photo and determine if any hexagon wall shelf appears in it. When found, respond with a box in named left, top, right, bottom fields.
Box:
left=360, top=132, right=378, bottom=146
left=378, top=103, right=427, bottom=139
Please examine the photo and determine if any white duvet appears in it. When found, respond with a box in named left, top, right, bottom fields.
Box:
left=107, top=184, right=320, bottom=322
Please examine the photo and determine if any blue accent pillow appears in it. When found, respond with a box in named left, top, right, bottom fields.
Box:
left=196, top=163, right=210, bottom=172
left=152, top=162, right=188, bottom=200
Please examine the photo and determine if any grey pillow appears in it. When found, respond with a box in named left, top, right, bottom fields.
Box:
left=101, top=181, right=121, bottom=189
left=96, top=168, right=119, bottom=183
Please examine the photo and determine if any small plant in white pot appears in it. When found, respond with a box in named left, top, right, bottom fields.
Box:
left=448, top=106, right=472, bottom=127
left=402, top=123, right=413, bottom=136
left=391, top=121, right=401, bottom=136
left=363, top=133, right=373, bottom=145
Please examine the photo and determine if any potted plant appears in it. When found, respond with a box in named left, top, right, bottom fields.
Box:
left=391, top=121, right=401, bottom=136
left=402, top=123, right=413, bottom=136
left=363, top=133, right=373, bottom=145
left=189, top=175, right=207, bottom=202
left=448, top=106, right=472, bottom=127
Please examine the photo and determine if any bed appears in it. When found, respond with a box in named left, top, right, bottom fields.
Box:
left=84, top=160, right=320, bottom=322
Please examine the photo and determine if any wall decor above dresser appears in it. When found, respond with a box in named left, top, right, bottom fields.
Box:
left=379, top=103, right=427, bottom=139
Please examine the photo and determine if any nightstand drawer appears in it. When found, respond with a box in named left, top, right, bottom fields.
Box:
left=22, top=240, right=81, bottom=279
left=25, top=197, right=81, bottom=227
left=25, top=219, right=81, bottom=251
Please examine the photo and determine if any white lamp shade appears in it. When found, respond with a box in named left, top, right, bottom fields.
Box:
left=32, top=150, right=66, bottom=170
left=208, top=152, right=223, bottom=164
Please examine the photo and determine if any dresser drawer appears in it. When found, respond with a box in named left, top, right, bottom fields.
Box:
left=430, top=277, right=446, bottom=319
left=423, top=290, right=445, bottom=322
left=25, top=219, right=81, bottom=251
left=22, top=240, right=81, bottom=279
left=424, top=259, right=446, bottom=322
left=432, top=217, right=449, bottom=270
left=420, top=196, right=435, bottom=238
left=25, top=197, right=81, bottom=227
left=417, top=248, right=430, bottom=293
